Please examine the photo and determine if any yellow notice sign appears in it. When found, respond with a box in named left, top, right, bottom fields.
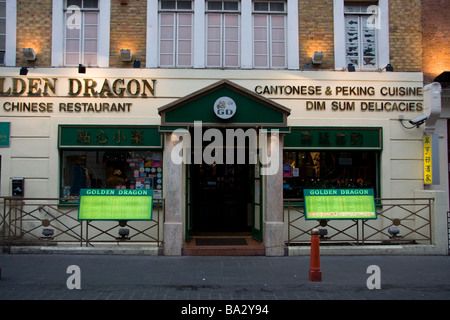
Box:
left=423, top=135, right=432, bottom=184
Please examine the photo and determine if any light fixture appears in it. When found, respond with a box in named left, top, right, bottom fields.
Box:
left=118, top=228, right=130, bottom=239
left=388, top=226, right=400, bottom=238
left=318, top=228, right=328, bottom=239
left=78, top=64, right=86, bottom=73
left=120, top=49, right=132, bottom=62
left=19, top=67, right=28, bottom=75
left=42, top=228, right=55, bottom=238
left=380, top=63, right=394, bottom=72
left=133, top=59, right=141, bottom=68
left=22, top=48, right=36, bottom=61
left=312, top=51, right=324, bottom=65
left=347, top=63, right=356, bottom=72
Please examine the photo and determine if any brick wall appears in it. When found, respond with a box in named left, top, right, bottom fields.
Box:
left=389, top=0, right=423, bottom=72
left=16, top=0, right=53, bottom=67
left=12, top=0, right=429, bottom=73
left=298, top=0, right=335, bottom=70
left=422, top=0, right=450, bottom=83
left=109, top=0, right=147, bottom=68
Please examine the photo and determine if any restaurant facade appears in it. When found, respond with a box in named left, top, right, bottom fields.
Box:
left=0, top=0, right=448, bottom=255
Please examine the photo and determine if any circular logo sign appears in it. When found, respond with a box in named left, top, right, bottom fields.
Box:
left=214, top=96, right=237, bottom=119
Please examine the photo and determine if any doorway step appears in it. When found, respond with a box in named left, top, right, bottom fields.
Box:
left=183, top=236, right=265, bottom=256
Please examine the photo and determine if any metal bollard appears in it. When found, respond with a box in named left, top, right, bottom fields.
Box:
left=309, top=228, right=322, bottom=282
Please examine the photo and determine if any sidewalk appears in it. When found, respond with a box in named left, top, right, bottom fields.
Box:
left=1, top=253, right=449, bottom=302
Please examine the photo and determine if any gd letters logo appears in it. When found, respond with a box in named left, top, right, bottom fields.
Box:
left=214, top=97, right=237, bottom=119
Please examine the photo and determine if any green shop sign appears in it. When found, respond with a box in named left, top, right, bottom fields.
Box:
left=0, top=122, right=10, bottom=147
left=58, top=125, right=163, bottom=149
left=78, top=188, right=153, bottom=221
left=304, top=189, right=377, bottom=220
left=284, top=127, right=382, bottom=150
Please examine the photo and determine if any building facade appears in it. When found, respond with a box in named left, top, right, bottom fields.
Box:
left=0, top=0, right=448, bottom=255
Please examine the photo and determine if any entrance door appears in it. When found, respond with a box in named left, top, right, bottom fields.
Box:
left=191, top=162, right=252, bottom=233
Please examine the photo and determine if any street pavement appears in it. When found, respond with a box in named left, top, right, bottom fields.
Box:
left=0, top=253, right=449, bottom=316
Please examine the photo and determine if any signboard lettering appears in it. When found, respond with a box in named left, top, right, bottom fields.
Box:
left=304, top=189, right=377, bottom=220
left=78, top=188, right=153, bottom=221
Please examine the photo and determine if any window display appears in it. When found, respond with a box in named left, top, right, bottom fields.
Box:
left=61, top=150, right=163, bottom=201
left=283, top=150, right=378, bottom=199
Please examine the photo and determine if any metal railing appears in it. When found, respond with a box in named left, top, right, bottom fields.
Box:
left=0, top=197, right=164, bottom=247
left=286, top=197, right=433, bottom=245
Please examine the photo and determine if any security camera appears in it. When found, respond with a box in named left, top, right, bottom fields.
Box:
left=408, top=114, right=428, bottom=127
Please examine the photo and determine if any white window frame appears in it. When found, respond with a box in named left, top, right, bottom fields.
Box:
left=3, top=0, right=16, bottom=66
left=334, top=0, right=389, bottom=71
left=64, top=1, right=99, bottom=67
left=147, top=0, right=298, bottom=69
left=206, top=0, right=240, bottom=68
left=158, top=0, right=194, bottom=68
left=51, top=0, right=110, bottom=67
left=252, top=1, right=287, bottom=69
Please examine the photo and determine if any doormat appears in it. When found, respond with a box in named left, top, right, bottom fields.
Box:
left=196, top=238, right=247, bottom=246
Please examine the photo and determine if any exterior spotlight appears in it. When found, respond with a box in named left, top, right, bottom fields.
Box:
left=78, top=64, right=86, bottom=73
left=388, top=226, right=400, bottom=238
left=318, top=228, right=328, bottom=239
left=120, top=49, right=132, bottom=62
left=347, top=63, right=356, bottom=72
left=118, top=228, right=130, bottom=239
left=380, top=63, right=394, bottom=72
left=22, top=48, right=36, bottom=61
left=42, top=228, right=54, bottom=238
left=312, top=51, right=324, bottom=65
left=133, top=59, right=141, bottom=68
left=19, top=67, right=28, bottom=75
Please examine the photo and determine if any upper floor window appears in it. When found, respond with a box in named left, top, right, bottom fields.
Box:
left=206, top=1, right=240, bottom=68
left=344, top=2, right=378, bottom=70
left=64, top=0, right=99, bottom=66
left=0, top=0, right=6, bottom=65
left=253, top=1, right=286, bottom=69
left=148, top=0, right=298, bottom=69
left=159, top=0, right=193, bottom=67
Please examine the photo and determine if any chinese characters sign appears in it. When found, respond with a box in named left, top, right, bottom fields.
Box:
left=423, top=134, right=440, bottom=185
left=304, top=189, right=377, bottom=220
left=58, top=125, right=163, bottom=149
left=284, top=127, right=382, bottom=150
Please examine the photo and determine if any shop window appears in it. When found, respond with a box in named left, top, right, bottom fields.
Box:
left=253, top=1, right=286, bottom=69
left=158, top=0, right=193, bottom=67
left=283, top=150, right=379, bottom=199
left=61, top=150, right=163, bottom=201
left=206, top=0, right=240, bottom=68
left=64, top=0, right=99, bottom=66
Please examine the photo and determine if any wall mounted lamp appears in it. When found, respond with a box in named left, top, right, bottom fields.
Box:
left=120, top=49, right=132, bottom=62
left=380, top=63, right=394, bottom=72
left=347, top=63, right=356, bottom=72
left=19, top=67, right=28, bottom=75
left=312, top=51, right=324, bottom=65
left=22, top=48, right=36, bottom=61
left=78, top=64, right=86, bottom=73
left=133, top=59, right=141, bottom=68
left=42, top=228, right=55, bottom=238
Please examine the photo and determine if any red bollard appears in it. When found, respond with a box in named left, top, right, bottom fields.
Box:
left=309, top=228, right=322, bottom=282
